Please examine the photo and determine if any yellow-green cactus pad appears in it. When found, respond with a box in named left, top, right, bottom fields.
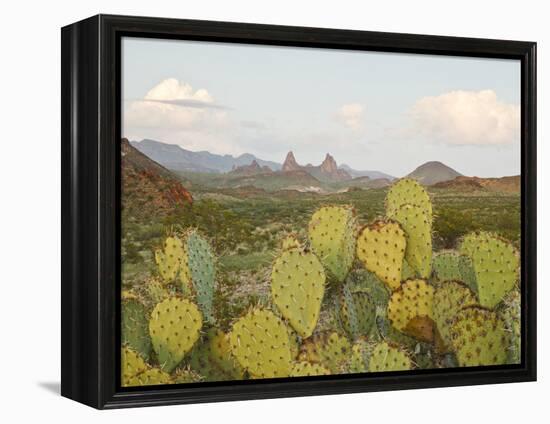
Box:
left=349, top=338, right=372, bottom=373
left=433, top=281, right=478, bottom=350
left=155, top=236, right=185, bottom=282
left=189, top=329, right=244, bottom=381
left=299, top=331, right=351, bottom=374
left=385, top=178, right=433, bottom=225
left=229, top=308, right=293, bottom=378
left=368, top=341, right=412, bottom=372
left=356, top=220, right=407, bottom=291
left=172, top=368, right=203, bottom=384
left=271, top=248, right=326, bottom=338
left=389, top=204, right=432, bottom=278
left=450, top=306, right=509, bottom=366
left=388, top=279, right=434, bottom=342
left=121, top=346, right=148, bottom=386
left=149, top=297, right=203, bottom=373
left=308, top=205, right=357, bottom=282
left=126, top=367, right=172, bottom=387
left=289, top=361, right=331, bottom=377
left=459, top=232, right=519, bottom=308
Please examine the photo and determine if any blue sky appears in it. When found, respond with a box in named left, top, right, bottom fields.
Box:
left=123, top=37, right=521, bottom=177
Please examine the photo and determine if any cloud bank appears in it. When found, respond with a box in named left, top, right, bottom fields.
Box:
left=336, top=103, right=365, bottom=131
left=409, top=90, right=519, bottom=145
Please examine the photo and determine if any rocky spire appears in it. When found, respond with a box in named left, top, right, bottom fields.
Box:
left=320, top=153, right=338, bottom=174
left=282, top=151, right=301, bottom=172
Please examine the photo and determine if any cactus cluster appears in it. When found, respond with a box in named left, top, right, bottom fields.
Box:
left=122, top=177, right=521, bottom=387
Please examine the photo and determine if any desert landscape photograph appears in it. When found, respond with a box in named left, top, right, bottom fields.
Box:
left=120, top=37, right=521, bottom=387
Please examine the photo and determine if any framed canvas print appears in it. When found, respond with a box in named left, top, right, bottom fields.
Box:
left=61, top=14, right=537, bottom=409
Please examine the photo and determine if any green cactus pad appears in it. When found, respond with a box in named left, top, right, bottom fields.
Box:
left=433, top=281, right=478, bottom=350
left=368, top=341, right=412, bottom=372
left=183, top=229, right=217, bottom=323
left=498, top=290, right=521, bottom=364
left=356, top=220, right=407, bottom=291
left=402, top=258, right=417, bottom=281
left=450, top=306, right=509, bottom=366
left=459, top=232, right=519, bottom=308
left=385, top=178, right=433, bottom=225
left=189, top=329, right=244, bottom=381
left=155, top=236, right=185, bottom=282
left=308, top=205, right=357, bottom=282
left=289, top=361, right=331, bottom=377
left=271, top=248, right=326, bottom=338
left=337, top=284, right=376, bottom=340
left=149, top=297, right=203, bottom=373
left=344, top=269, right=389, bottom=307
left=388, top=279, right=434, bottom=342
left=389, top=204, right=432, bottom=278
left=299, top=331, right=351, bottom=374
left=122, top=295, right=152, bottom=360
left=432, top=251, right=477, bottom=291
left=229, top=308, right=293, bottom=378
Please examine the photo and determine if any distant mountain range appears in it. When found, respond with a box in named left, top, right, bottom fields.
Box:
left=130, top=139, right=395, bottom=181
left=131, top=139, right=282, bottom=173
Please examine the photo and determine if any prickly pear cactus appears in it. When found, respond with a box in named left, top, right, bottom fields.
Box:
left=368, top=341, right=412, bottom=372
left=389, top=204, right=432, bottom=278
left=281, top=234, right=302, bottom=250
left=149, top=297, right=203, bottom=373
left=271, top=248, right=325, bottom=338
left=459, top=232, right=519, bottom=308
left=348, top=338, right=372, bottom=373
left=344, top=269, right=389, bottom=307
left=385, top=178, right=433, bottom=225
left=122, top=294, right=152, bottom=360
left=127, top=367, right=172, bottom=386
left=402, top=258, right=417, bottom=281
left=172, top=367, right=202, bottom=384
left=498, top=290, right=521, bottom=364
left=299, top=331, right=351, bottom=374
left=155, top=236, right=185, bottom=281
left=432, top=251, right=477, bottom=291
left=433, top=281, right=478, bottom=350
left=356, top=220, right=407, bottom=291
left=121, top=346, right=148, bottom=386
left=308, top=205, right=357, bottom=282
left=189, top=329, right=244, bottom=381
left=229, top=308, right=293, bottom=378
left=183, top=229, right=217, bottom=323
left=290, top=361, right=331, bottom=377
left=388, top=279, right=435, bottom=342
left=450, top=306, right=509, bottom=366
left=337, top=284, right=375, bottom=340
left=144, top=278, right=171, bottom=305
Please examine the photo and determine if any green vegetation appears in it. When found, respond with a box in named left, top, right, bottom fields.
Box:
left=121, top=175, right=521, bottom=385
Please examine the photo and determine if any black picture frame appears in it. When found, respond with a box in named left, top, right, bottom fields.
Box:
left=61, top=14, right=537, bottom=409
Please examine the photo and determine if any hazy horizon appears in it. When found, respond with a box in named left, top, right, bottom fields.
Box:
left=123, top=37, right=521, bottom=178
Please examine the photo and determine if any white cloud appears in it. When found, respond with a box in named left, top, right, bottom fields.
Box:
left=409, top=90, right=519, bottom=145
left=336, top=103, right=364, bottom=131
left=124, top=78, right=228, bottom=133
